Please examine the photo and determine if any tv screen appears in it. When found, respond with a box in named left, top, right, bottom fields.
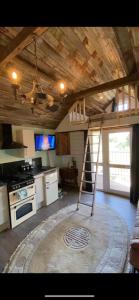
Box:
left=35, top=134, right=55, bottom=151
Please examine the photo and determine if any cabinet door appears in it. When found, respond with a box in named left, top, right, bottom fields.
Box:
left=0, top=186, right=10, bottom=232
left=35, top=176, right=44, bottom=210
left=45, top=181, right=58, bottom=205
left=56, top=132, right=70, bottom=155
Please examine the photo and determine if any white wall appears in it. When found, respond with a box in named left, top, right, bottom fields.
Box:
left=70, top=131, right=84, bottom=185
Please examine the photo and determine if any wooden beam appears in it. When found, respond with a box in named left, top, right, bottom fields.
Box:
left=0, top=27, right=46, bottom=68
left=0, top=44, right=56, bottom=84
left=66, top=72, right=139, bottom=101
left=113, top=27, right=137, bottom=75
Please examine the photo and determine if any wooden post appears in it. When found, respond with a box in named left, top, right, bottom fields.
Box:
left=122, top=86, right=125, bottom=111
left=128, top=84, right=131, bottom=114
left=79, top=101, right=81, bottom=121
left=75, top=102, right=77, bottom=121
left=83, top=98, right=85, bottom=121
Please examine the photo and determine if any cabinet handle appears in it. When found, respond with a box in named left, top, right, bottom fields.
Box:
left=46, top=187, right=49, bottom=189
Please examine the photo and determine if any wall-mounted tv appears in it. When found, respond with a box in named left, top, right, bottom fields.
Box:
left=35, top=134, right=56, bottom=151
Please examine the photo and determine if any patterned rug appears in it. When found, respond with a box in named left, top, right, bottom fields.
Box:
left=3, top=203, right=129, bottom=273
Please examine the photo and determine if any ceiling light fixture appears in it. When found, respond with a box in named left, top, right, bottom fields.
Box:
left=57, top=80, right=67, bottom=95
left=9, top=36, right=54, bottom=108
left=9, top=38, right=70, bottom=114
left=11, top=71, right=17, bottom=81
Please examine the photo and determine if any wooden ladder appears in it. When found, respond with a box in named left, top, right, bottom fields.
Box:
left=76, top=123, right=102, bottom=216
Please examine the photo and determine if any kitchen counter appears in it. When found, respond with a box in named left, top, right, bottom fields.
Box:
left=26, top=166, right=57, bottom=177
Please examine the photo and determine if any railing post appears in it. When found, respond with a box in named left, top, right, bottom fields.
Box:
left=128, top=84, right=131, bottom=114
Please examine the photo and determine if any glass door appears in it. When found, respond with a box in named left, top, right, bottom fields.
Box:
left=90, top=127, right=131, bottom=197
left=107, top=128, right=131, bottom=197
left=89, top=130, right=103, bottom=191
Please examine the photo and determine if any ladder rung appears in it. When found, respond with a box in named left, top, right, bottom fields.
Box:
left=78, top=202, right=93, bottom=208
left=82, top=170, right=96, bottom=173
left=80, top=190, right=94, bottom=195
left=81, top=180, right=95, bottom=184
left=87, top=143, right=99, bottom=145
left=88, top=134, right=100, bottom=136
left=86, top=151, right=98, bottom=153
left=85, top=161, right=97, bottom=163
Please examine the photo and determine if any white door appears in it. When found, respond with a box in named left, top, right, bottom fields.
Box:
left=90, top=127, right=131, bottom=197
left=106, top=128, right=131, bottom=197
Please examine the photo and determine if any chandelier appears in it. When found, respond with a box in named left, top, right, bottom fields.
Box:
left=10, top=36, right=55, bottom=108
left=9, top=36, right=70, bottom=113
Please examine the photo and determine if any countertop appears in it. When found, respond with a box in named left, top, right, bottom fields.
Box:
left=27, top=166, right=57, bottom=176
left=0, top=167, right=57, bottom=186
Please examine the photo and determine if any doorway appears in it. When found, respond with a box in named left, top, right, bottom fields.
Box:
left=91, top=127, right=131, bottom=197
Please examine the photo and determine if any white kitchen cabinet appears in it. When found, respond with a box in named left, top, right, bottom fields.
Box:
left=34, top=173, right=45, bottom=210
left=16, top=129, right=35, bottom=158
left=0, top=185, right=10, bottom=232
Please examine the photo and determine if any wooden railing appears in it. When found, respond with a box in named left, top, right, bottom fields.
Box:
left=68, top=98, right=88, bottom=124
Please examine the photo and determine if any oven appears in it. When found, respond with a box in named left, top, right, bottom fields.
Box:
left=10, top=195, right=36, bottom=228
left=9, top=183, right=36, bottom=228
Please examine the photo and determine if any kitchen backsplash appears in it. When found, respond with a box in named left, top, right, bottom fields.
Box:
left=0, top=125, right=56, bottom=166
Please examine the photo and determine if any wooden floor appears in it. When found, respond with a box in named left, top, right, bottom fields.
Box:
left=0, top=189, right=136, bottom=273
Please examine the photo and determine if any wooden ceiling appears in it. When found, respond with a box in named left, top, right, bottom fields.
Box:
left=0, top=27, right=139, bottom=128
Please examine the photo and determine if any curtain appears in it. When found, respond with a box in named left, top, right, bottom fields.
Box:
left=130, top=124, right=139, bottom=204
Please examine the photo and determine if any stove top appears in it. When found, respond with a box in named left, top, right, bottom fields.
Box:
left=0, top=173, right=34, bottom=192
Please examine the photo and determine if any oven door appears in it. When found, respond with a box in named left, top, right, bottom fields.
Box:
left=10, top=195, right=36, bottom=228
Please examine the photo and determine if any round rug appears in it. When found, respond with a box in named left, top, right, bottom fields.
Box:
left=3, top=203, right=129, bottom=273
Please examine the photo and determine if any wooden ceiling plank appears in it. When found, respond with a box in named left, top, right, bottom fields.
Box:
left=67, top=72, right=139, bottom=101
left=0, top=27, right=46, bottom=68
left=113, top=27, right=137, bottom=75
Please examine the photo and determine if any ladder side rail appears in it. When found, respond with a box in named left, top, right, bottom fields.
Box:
left=91, top=126, right=102, bottom=216
left=77, top=129, right=89, bottom=210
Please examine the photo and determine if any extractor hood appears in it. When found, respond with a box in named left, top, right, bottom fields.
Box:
left=0, top=124, right=27, bottom=149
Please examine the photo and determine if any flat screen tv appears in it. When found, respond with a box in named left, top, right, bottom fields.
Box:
left=35, top=134, right=56, bottom=151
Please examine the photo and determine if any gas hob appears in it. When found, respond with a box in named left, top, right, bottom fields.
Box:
left=0, top=173, right=34, bottom=192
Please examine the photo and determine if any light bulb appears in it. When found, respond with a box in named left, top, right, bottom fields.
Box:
left=12, top=71, right=17, bottom=81
left=59, top=82, right=65, bottom=90
left=31, top=97, right=34, bottom=103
